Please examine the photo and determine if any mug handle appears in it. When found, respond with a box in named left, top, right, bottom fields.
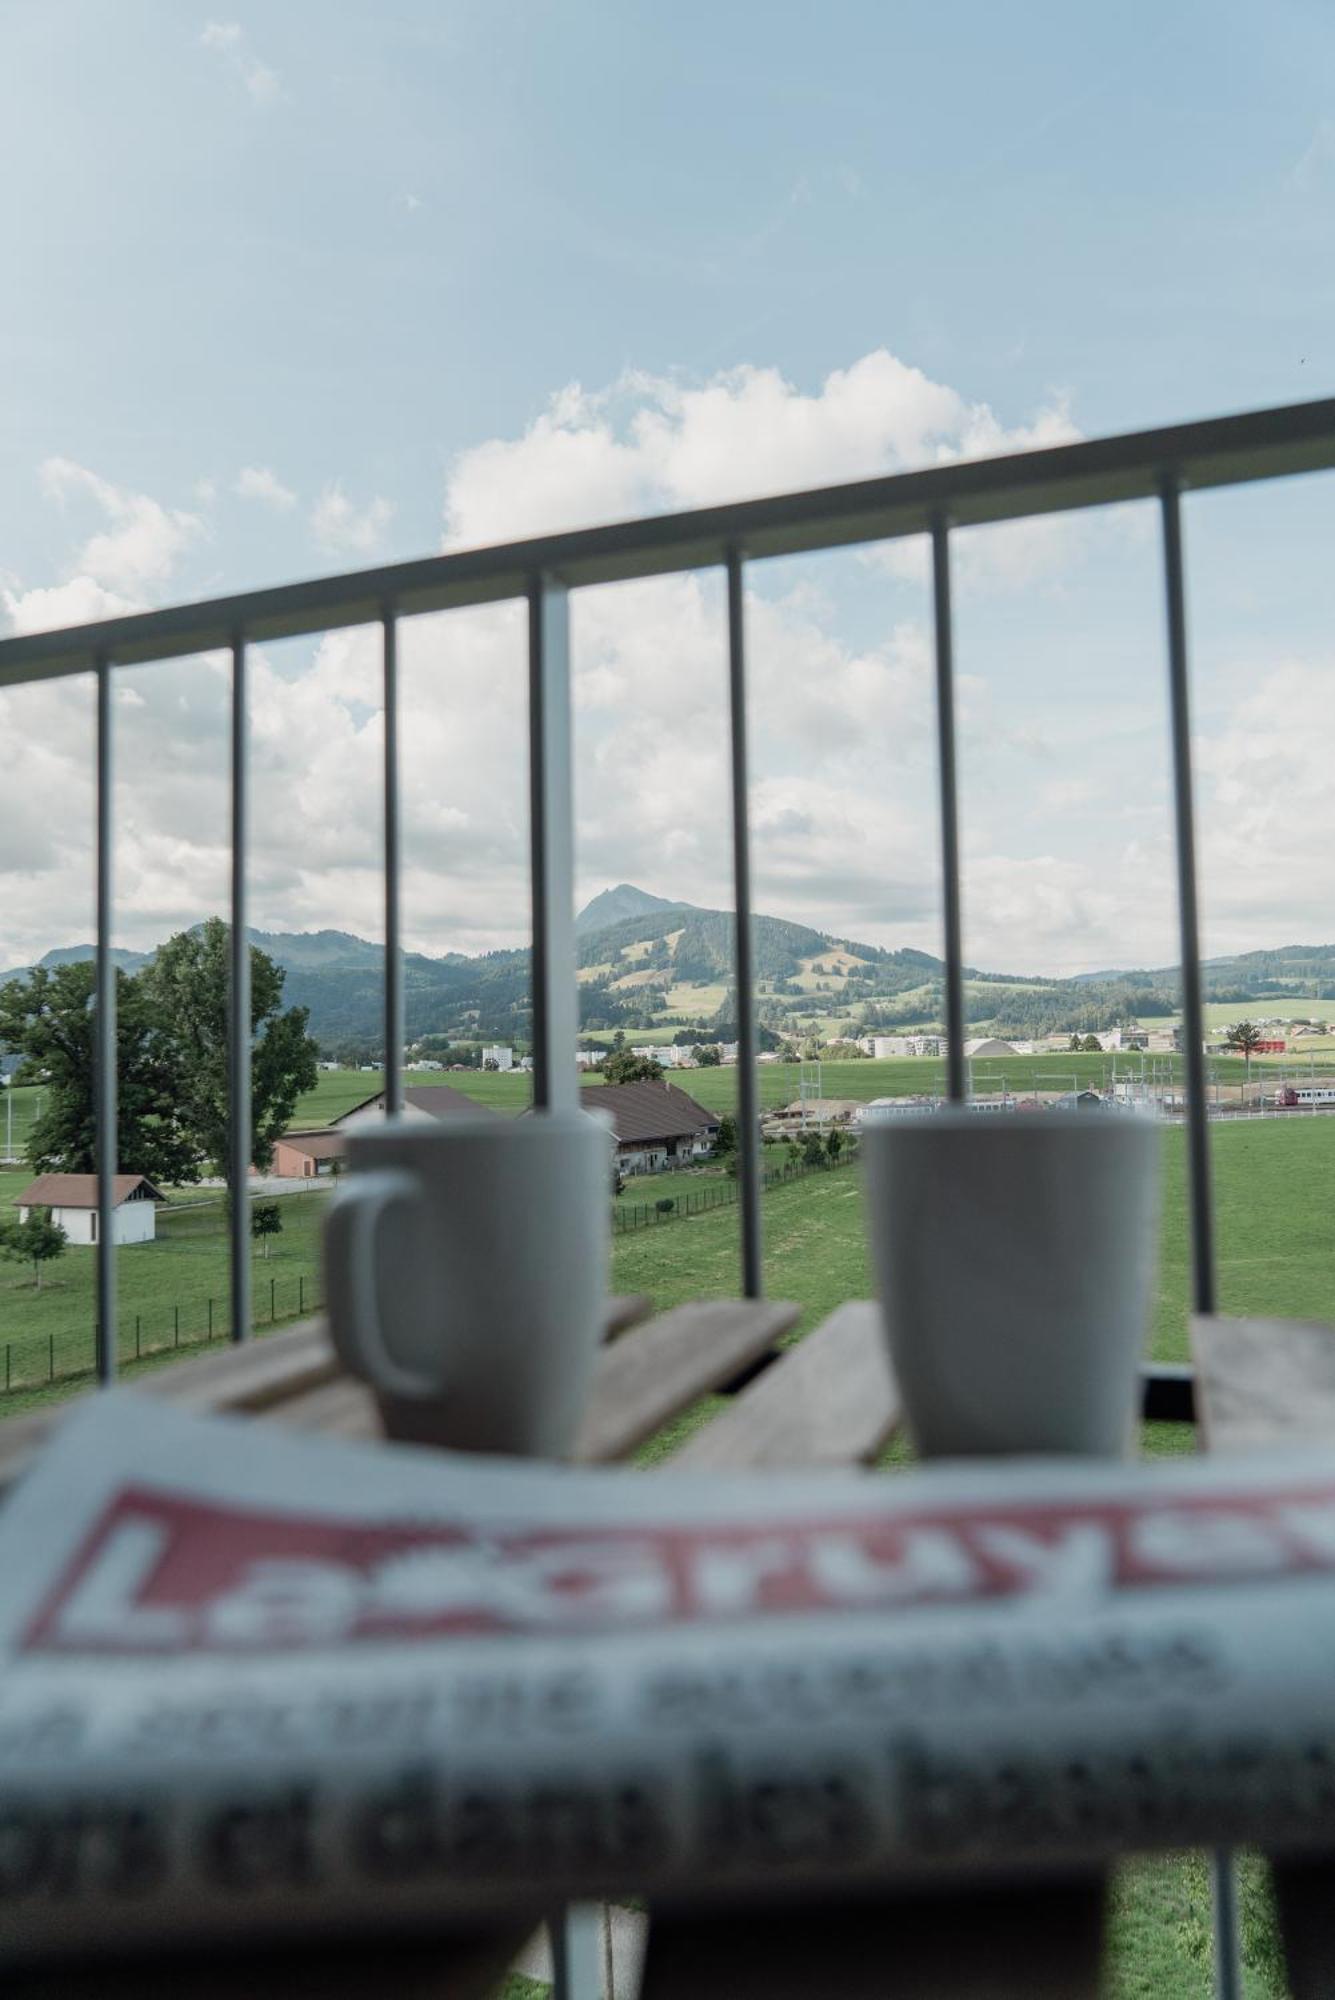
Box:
left=324, top=1168, right=439, bottom=1400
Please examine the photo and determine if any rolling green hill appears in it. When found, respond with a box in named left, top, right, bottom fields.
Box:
left=6, top=889, right=1334, bottom=1059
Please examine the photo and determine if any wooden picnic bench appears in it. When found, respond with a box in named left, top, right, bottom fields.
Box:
left=5, top=1302, right=1335, bottom=1997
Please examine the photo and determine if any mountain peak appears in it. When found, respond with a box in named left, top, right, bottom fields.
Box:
left=575, top=884, right=689, bottom=937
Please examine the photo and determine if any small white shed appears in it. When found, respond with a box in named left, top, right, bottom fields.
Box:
left=15, top=1174, right=168, bottom=1246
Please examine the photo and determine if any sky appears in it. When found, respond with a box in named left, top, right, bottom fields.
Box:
left=1, top=0, right=1333, bottom=979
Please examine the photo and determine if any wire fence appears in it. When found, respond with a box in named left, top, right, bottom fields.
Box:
left=0, top=1270, right=324, bottom=1398
left=0, top=1153, right=860, bottom=1393
left=613, top=1142, right=859, bottom=1235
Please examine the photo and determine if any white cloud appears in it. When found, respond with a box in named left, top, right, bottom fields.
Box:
left=2, top=576, right=139, bottom=637
left=235, top=465, right=297, bottom=510
left=38, top=458, right=202, bottom=597
left=200, top=21, right=282, bottom=107
left=1194, top=658, right=1335, bottom=947
left=5, top=359, right=1331, bottom=984
left=444, top=353, right=1080, bottom=563
left=311, top=485, right=394, bottom=555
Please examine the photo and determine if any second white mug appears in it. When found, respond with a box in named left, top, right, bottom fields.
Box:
left=860, top=1109, right=1161, bottom=1458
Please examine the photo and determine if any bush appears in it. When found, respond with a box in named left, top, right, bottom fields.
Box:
left=655, top=1197, right=675, bottom=1215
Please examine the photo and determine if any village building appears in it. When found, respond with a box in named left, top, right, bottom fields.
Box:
left=271, top=1130, right=349, bottom=1178
left=14, top=1174, right=167, bottom=1246
left=578, top=1078, right=720, bottom=1174
left=334, top=1084, right=500, bottom=1129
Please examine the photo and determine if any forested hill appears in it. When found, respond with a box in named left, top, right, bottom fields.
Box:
left=3, top=892, right=1332, bottom=1055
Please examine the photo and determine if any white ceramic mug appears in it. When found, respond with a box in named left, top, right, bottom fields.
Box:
left=323, top=1110, right=612, bottom=1457
left=860, top=1109, right=1161, bottom=1458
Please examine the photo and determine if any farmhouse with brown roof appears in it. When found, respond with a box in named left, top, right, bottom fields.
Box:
left=14, top=1174, right=167, bottom=1246
left=333, top=1084, right=500, bottom=1127
left=579, top=1078, right=720, bottom=1175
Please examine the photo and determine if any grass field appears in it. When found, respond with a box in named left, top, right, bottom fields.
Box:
left=293, top=1055, right=1140, bottom=1126
left=1137, top=996, right=1330, bottom=1030
left=0, top=1184, right=327, bottom=1394
left=607, top=1117, right=1335, bottom=1370
left=293, top=1067, right=534, bottom=1122
left=154, top=1051, right=1335, bottom=1142
left=3, top=1063, right=1330, bottom=1402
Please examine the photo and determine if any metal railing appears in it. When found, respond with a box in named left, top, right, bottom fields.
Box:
left=3, top=392, right=1335, bottom=1995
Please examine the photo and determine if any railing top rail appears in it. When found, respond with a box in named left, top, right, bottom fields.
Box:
left=3, top=395, right=1334, bottom=685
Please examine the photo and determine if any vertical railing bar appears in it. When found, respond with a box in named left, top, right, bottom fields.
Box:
left=530, top=566, right=591, bottom=1993
left=94, top=650, right=117, bottom=1385
left=528, top=576, right=578, bottom=1116
left=726, top=549, right=762, bottom=1298
left=382, top=605, right=404, bottom=1114
left=1160, top=478, right=1216, bottom=1313
left=527, top=572, right=595, bottom=1992
left=228, top=631, right=252, bottom=1345
left=1161, top=475, right=1238, bottom=2000
left=931, top=518, right=967, bottom=1102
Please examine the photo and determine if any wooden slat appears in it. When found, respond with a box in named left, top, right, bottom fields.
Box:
left=0, top=1297, right=656, bottom=1497
left=148, top=1318, right=337, bottom=1411
left=574, top=1299, right=800, bottom=1464
left=0, top=1319, right=338, bottom=1499
left=639, top=1876, right=1107, bottom=1999
left=273, top=1300, right=801, bottom=1464
left=264, top=1375, right=380, bottom=1438
left=1192, top=1314, right=1335, bottom=1454
left=606, top=1292, right=653, bottom=1339
left=0, top=1408, right=58, bottom=1500
left=668, top=1302, right=898, bottom=1471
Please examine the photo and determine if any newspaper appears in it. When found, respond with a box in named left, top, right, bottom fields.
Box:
left=3, top=1389, right=1335, bottom=1964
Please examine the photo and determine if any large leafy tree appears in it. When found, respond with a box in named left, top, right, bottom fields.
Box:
left=0, top=962, right=198, bottom=1183
left=1224, top=1019, right=1264, bottom=1090
left=600, top=1050, right=663, bottom=1084
left=139, top=920, right=318, bottom=1176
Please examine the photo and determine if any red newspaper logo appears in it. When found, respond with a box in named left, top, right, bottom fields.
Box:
left=23, top=1477, right=1335, bottom=1655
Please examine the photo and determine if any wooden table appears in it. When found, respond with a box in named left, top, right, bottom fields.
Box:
left=7, top=1302, right=1331, bottom=1998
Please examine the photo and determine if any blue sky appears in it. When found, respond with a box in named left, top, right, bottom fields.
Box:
left=1, top=2, right=1333, bottom=976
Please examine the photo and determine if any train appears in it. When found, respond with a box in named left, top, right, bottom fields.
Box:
left=1274, top=1083, right=1335, bottom=1107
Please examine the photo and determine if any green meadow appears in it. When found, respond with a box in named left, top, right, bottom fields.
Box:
left=3, top=1094, right=1331, bottom=1407
left=292, top=1053, right=1142, bottom=1127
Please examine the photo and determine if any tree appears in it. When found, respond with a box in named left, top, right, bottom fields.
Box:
left=0, top=962, right=198, bottom=1183
left=825, top=1127, right=845, bottom=1163
left=600, top=1050, right=663, bottom=1084
left=1081, top=1034, right=1102, bottom=1053
left=0, top=1209, right=67, bottom=1291
left=251, top=1201, right=283, bottom=1259
left=138, top=920, right=319, bottom=1180
left=800, top=1129, right=827, bottom=1168
left=714, top=1113, right=738, bottom=1158
left=1225, top=1020, right=1264, bottom=1090
left=695, top=1044, right=722, bottom=1067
